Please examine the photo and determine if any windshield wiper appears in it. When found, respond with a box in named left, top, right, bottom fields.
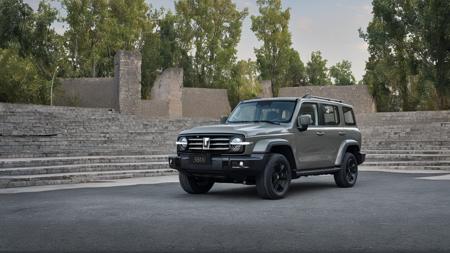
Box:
left=252, top=120, right=280, bottom=125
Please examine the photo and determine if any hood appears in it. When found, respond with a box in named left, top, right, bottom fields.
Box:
left=179, top=123, right=290, bottom=137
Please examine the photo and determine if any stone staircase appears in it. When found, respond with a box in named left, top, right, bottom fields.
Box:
left=1, top=103, right=449, bottom=188
left=0, top=103, right=216, bottom=188
left=358, top=111, right=450, bottom=171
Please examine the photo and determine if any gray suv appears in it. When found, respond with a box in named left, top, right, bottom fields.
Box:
left=169, top=95, right=365, bottom=199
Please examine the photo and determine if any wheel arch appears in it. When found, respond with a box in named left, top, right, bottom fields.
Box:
left=253, top=139, right=297, bottom=172
left=269, top=145, right=297, bottom=173
left=334, top=140, right=360, bottom=166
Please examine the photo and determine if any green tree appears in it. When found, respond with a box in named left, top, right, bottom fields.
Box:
left=0, top=0, right=61, bottom=104
left=229, top=59, right=261, bottom=107
left=306, top=51, right=331, bottom=85
left=175, top=0, right=247, bottom=88
left=61, top=0, right=149, bottom=77
left=286, top=48, right=306, bottom=86
left=141, top=10, right=182, bottom=98
left=329, top=60, right=356, bottom=86
left=361, top=0, right=449, bottom=111
left=251, top=0, right=292, bottom=95
left=0, top=0, right=33, bottom=56
left=31, top=1, right=63, bottom=79
left=0, top=48, right=49, bottom=103
left=418, top=0, right=450, bottom=109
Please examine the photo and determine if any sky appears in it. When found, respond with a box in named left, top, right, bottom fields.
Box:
left=25, top=0, right=373, bottom=80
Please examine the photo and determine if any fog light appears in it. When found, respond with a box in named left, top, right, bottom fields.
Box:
left=239, top=161, right=244, bottom=167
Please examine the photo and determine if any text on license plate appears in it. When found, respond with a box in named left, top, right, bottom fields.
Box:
left=192, top=155, right=208, bottom=164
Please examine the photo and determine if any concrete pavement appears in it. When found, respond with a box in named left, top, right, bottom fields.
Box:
left=1, top=170, right=450, bottom=252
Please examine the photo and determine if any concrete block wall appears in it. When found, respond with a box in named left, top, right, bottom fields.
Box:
left=182, top=88, right=231, bottom=118
left=55, top=78, right=117, bottom=109
left=259, top=80, right=273, bottom=98
left=54, top=52, right=231, bottom=119
left=149, top=68, right=183, bottom=118
left=115, top=51, right=142, bottom=114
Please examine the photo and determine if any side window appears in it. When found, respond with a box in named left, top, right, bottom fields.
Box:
left=299, top=103, right=318, bottom=126
left=343, top=107, right=356, bottom=125
left=320, top=104, right=340, bottom=126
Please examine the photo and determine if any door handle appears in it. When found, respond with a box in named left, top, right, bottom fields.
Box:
left=338, top=131, right=346, bottom=136
left=316, top=131, right=325, bottom=136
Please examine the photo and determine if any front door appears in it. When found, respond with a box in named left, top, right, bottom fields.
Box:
left=295, top=102, right=329, bottom=169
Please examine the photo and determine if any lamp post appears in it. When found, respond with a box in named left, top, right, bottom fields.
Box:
left=50, top=66, right=60, bottom=106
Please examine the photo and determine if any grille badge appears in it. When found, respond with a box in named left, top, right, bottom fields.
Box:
left=202, top=137, right=210, bottom=150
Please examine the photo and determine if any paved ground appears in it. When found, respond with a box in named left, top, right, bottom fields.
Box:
left=1, top=171, right=450, bottom=253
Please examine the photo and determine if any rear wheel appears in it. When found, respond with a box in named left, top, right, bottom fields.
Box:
left=179, top=172, right=214, bottom=194
left=334, top=152, right=358, bottom=187
left=256, top=154, right=292, bottom=199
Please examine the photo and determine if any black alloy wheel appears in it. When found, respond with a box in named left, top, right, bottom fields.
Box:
left=334, top=152, right=358, bottom=188
left=256, top=153, right=292, bottom=199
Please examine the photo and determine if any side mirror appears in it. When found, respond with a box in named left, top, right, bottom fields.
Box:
left=220, top=116, right=228, bottom=124
left=298, top=114, right=312, bottom=131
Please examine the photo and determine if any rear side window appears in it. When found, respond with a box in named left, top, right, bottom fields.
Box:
left=343, top=107, right=356, bottom=125
left=320, top=104, right=340, bottom=126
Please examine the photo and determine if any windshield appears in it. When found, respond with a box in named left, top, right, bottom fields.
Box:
left=227, top=100, right=297, bottom=124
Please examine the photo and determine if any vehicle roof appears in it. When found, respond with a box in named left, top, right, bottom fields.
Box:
left=242, top=96, right=353, bottom=108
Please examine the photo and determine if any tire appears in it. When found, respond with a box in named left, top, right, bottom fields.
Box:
left=334, top=152, right=358, bottom=188
left=256, top=154, right=292, bottom=199
left=179, top=172, right=214, bottom=194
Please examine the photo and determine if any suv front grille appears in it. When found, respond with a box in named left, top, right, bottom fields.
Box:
left=187, top=136, right=231, bottom=152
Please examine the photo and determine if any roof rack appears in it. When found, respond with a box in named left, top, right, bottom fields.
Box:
left=302, top=94, right=342, bottom=103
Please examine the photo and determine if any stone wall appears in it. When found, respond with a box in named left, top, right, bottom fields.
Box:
left=115, top=51, right=142, bottom=114
left=279, top=85, right=376, bottom=113
left=53, top=52, right=231, bottom=119
left=259, top=80, right=273, bottom=98
left=136, top=100, right=169, bottom=118
left=55, top=78, right=117, bottom=109
left=182, top=88, right=231, bottom=118
left=149, top=68, right=183, bottom=118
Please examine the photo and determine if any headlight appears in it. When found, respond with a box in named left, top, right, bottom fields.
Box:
left=230, top=137, right=244, bottom=152
left=176, top=137, right=188, bottom=151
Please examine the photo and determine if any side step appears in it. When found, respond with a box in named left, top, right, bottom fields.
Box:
left=296, top=167, right=340, bottom=177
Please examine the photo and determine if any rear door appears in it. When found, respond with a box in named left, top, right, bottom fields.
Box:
left=317, top=103, right=342, bottom=167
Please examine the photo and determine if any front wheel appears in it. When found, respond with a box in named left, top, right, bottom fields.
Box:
left=334, top=152, right=358, bottom=188
left=179, top=172, right=214, bottom=194
left=256, top=154, right=292, bottom=199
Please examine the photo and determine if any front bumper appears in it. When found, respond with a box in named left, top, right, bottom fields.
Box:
left=168, top=153, right=269, bottom=178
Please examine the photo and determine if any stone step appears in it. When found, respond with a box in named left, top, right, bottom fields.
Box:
left=0, top=161, right=169, bottom=176
left=363, top=146, right=450, bottom=151
left=363, top=149, right=450, bottom=154
left=365, top=154, right=450, bottom=162
left=0, top=169, right=177, bottom=188
left=0, top=155, right=170, bottom=169
left=359, top=165, right=450, bottom=171
left=0, top=150, right=172, bottom=159
left=363, top=160, right=450, bottom=166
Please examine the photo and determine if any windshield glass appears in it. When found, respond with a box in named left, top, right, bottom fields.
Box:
left=227, top=100, right=297, bottom=124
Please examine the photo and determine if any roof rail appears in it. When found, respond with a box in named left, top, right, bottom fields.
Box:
left=302, top=94, right=342, bottom=103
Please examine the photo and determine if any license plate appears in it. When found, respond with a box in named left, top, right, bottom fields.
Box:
left=191, top=154, right=208, bottom=164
